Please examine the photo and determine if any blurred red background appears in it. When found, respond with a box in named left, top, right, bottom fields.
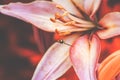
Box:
left=0, top=0, right=120, bottom=80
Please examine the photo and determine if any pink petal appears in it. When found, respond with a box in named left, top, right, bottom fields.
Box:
left=32, top=34, right=80, bottom=80
left=89, top=0, right=101, bottom=18
left=71, top=0, right=85, bottom=14
left=0, top=1, right=73, bottom=32
left=84, top=0, right=101, bottom=17
left=97, top=12, right=120, bottom=39
left=53, top=0, right=83, bottom=17
left=71, top=0, right=101, bottom=17
left=70, top=35, right=101, bottom=80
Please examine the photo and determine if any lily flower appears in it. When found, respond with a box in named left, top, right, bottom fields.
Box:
left=0, top=0, right=120, bottom=80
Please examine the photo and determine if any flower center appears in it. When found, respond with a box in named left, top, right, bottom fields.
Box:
left=50, top=5, right=101, bottom=39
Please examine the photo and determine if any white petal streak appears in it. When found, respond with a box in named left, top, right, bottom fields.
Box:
left=0, top=1, right=73, bottom=32
left=90, top=0, right=101, bottom=18
left=32, top=34, right=80, bottom=80
left=84, top=0, right=101, bottom=16
left=97, top=12, right=120, bottom=39
left=70, top=35, right=101, bottom=80
left=71, top=0, right=84, bottom=12
left=53, top=0, right=82, bottom=17
left=68, top=14, right=91, bottom=24
left=71, top=0, right=101, bottom=18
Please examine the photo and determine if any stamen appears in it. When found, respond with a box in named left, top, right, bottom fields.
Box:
left=55, top=29, right=71, bottom=36
left=62, top=11, right=69, bottom=16
left=57, top=40, right=71, bottom=46
left=50, top=18, right=56, bottom=22
left=59, top=32, right=71, bottom=36
left=55, top=13, right=61, bottom=19
left=56, top=5, right=64, bottom=10
left=68, top=14, right=90, bottom=24
left=73, top=23, right=95, bottom=28
left=54, top=12, right=69, bottom=22
left=64, top=21, right=76, bottom=26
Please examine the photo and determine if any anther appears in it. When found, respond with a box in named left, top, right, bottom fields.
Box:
left=62, top=11, right=69, bottom=16
left=64, top=21, right=76, bottom=26
left=50, top=18, right=56, bottom=22
left=54, top=12, right=68, bottom=22
left=55, top=13, right=61, bottom=19
left=56, top=5, right=64, bottom=10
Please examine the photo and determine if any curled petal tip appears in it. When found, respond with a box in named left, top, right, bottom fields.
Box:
left=97, top=12, right=120, bottom=39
